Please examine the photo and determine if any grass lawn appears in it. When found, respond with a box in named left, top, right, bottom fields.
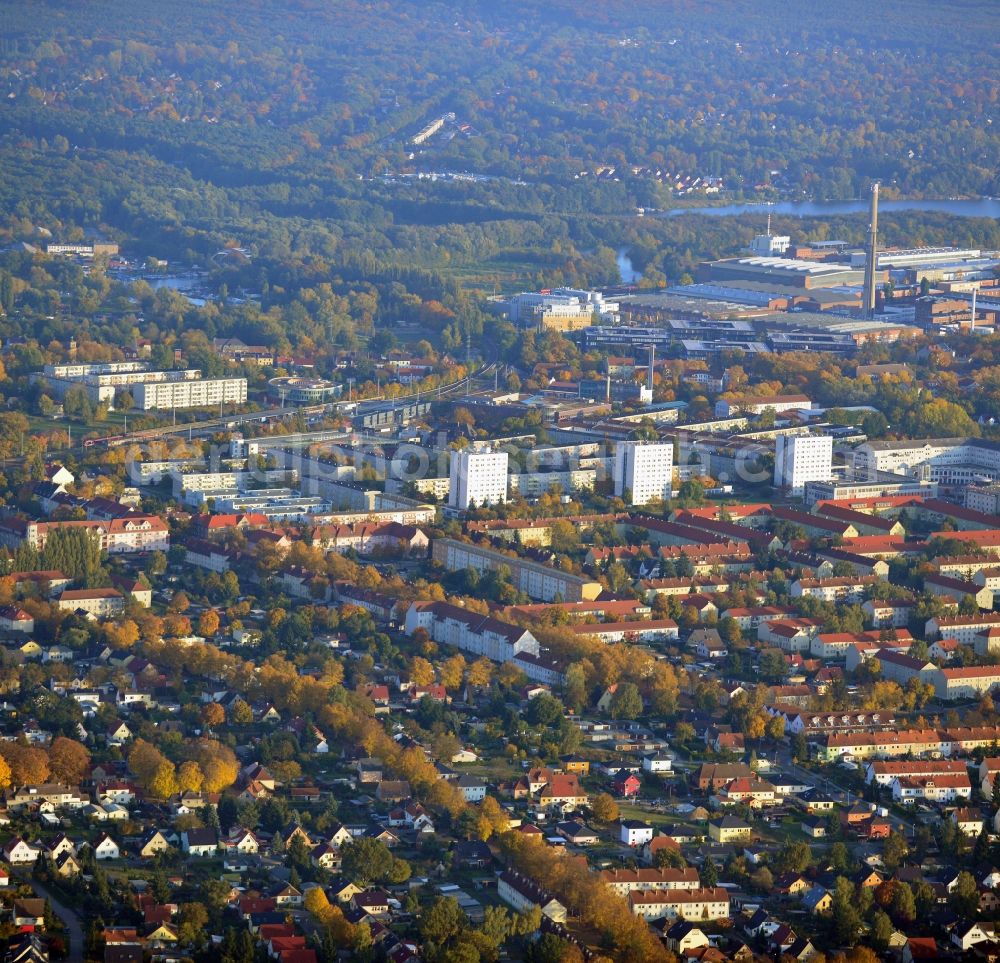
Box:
left=765, top=815, right=815, bottom=847
left=613, top=800, right=702, bottom=833
left=456, top=759, right=521, bottom=783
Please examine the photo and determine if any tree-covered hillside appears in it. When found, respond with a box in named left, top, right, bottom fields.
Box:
left=0, top=0, right=998, bottom=368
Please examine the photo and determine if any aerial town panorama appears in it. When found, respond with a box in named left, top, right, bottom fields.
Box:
left=0, top=2, right=999, bottom=963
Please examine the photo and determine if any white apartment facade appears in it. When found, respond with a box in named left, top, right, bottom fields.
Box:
left=935, top=666, right=1000, bottom=701
left=508, top=468, right=598, bottom=496
left=448, top=449, right=508, bottom=510
left=56, top=588, right=126, bottom=618
left=134, top=378, right=248, bottom=411
left=614, top=441, right=674, bottom=506
left=714, top=395, right=812, bottom=418
left=790, top=575, right=878, bottom=603
left=927, top=614, right=1000, bottom=644
left=775, top=434, right=833, bottom=496
left=966, top=485, right=1000, bottom=515
left=601, top=868, right=700, bottom=896
left=0, top=517, right=169, bottom=554
left=891, top=773, right=972, bottom=804
left=432, top=538, right=602, bottom=602
left=404, top=600, right=540, bottom=663
left=497, top=872, right=567, bottom=923
left=83, top=369, right=201, bottom=404
left=865, top=759, right=968, bottom=787
left=43, top=362, right=147, bottom=379
left=628, top=888, right=730, bottom=922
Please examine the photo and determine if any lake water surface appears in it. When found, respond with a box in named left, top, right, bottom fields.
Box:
left=660, top=197, right=1000, bottom=219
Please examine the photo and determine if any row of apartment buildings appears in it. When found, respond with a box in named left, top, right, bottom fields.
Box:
left=34, top=362, right=247, bottom=410
left=431, top=538, right=602, bottom=603
left=817, top=726, right=1000, bottom=762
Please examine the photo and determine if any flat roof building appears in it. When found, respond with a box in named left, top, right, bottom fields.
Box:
left=697, top=256, right=877, bottom=290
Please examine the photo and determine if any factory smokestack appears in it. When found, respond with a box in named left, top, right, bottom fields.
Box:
left=862, top=182, right=879, bottom=319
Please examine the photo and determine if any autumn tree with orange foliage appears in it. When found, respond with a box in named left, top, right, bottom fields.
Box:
left=128, top=738, right=170, bottom=789
left=48, top=736, right=90, bottom=784
left=105, top=618, right=140, bottom=650
left=201, top=703, right=225, bottom=729
left=197, top=609, right=221, bottom=637
left=496, top=830, right=674, bottom=963
left=189, top=739, right=239, bottom=793
left=0, top=741, right=51, bottom=785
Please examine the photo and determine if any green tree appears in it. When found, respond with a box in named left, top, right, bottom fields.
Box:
left=654, top=846, right=686, bottom=869
left=717, top=616, right=742, bottom=646
left=913, top=880, right=937, bottom=918
left=830, top=877, right=863, bottom=945
left=41, top=527, right=105, bottom=584
left=0, top=273, right=13, bottom=314
left=524, top=693, right=564, bottom=727
left=229, top=699, right=254, bottom=725
left=775, top=841, right=812, bottom=874
left=881, top=831, right=909, bottom=872
left=871, top=910, right=894, bottom=951
left=590, top=793, right=619, bottom=823
left=420, top=896, right=465, bottom=946
left=609, top=682, right=643, bottom=720
left=341, top=837, right=394, bottom=887
left=891, top=882, right=916, bottom=925
left=861, top=411, right=889, bottom=438
left=177, top=903, right=209, bottom=947
left=386, top=856, right=411, bottom=884
left=829, top=841, right=852, bottom=875
left=147, top=551, right=168, bottom=577
left=758, top=648, right=787, bottom=682
left=949, top=870, right=980, bottom=917
left=562, top=663, right=587, bottom=713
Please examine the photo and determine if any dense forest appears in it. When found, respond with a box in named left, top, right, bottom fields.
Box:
left=0, top=0, right=998, bottom=365
left=3, top=0, right=998, bottom=199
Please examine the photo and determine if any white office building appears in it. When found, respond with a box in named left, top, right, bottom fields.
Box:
left=854, top=438, right=1000, bottom=485
left=449, top=449, right=508, bottom=509
left=749, top=233, right=791, bottom=257
left=134, top=378, right=248, bottom=411
left=505, top=288, right=619, bottom=326
left=775, top=434, right=833, bottom=496
left=614, top=441, right=674, bottom=506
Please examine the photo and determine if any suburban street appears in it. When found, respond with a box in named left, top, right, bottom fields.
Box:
left=783, top=759, right=917, bottom=838
left=29, top=876, right=85, bottom=963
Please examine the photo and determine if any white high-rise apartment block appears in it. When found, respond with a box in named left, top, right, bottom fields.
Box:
left=449, top=449, right=508, bottom=509
left=775, top=434, right=833, bottom=496
left=134, top=378, right=248, bottom=411
left=614, top=441, right=674, bottom=506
